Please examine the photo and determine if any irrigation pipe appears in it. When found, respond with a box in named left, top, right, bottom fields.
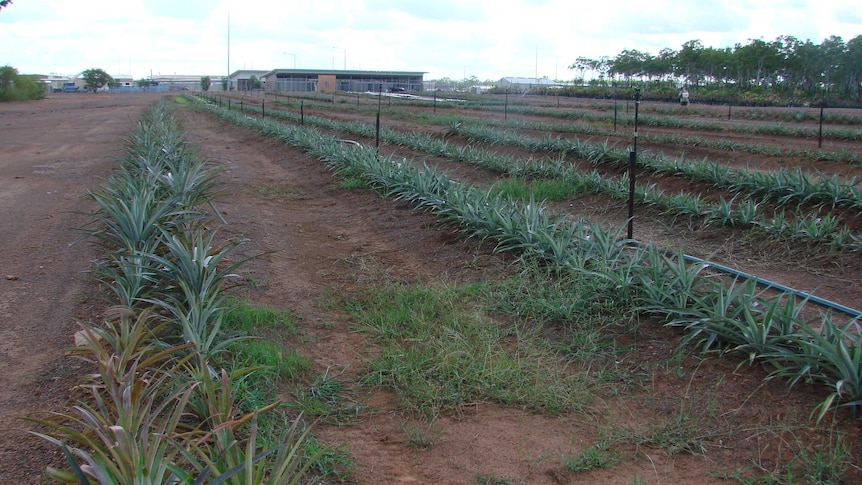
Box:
left=675, top=250, right=861, bottom=319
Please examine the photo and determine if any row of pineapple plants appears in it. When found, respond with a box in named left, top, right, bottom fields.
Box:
left=446, top=122, right=862, bottom=211
left=435, top=109, right=860, bottom=165
left=284, top=96, right=862, bottom=165
left=459, top=102, right=862, bottom=141
left=337, top=91, right=862, bottom=141
left=275, top=89, right=862, bottom=130
left=585, top=101, right=862, bottom=125
left=191, top=94, right=862, bottom=420
left=255, top=95, right=862, bottom=212
left=210, top=96, right=862, bottom=252
left=30, top=99, right=320, bottom=484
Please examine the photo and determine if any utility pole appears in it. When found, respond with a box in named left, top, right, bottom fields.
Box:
left=627, top=87, right=641, bottom=240
left=226, top=11, right=231, bottom=91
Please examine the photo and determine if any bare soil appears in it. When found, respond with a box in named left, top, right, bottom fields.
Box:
left=1, top=93, right=860, bottom=484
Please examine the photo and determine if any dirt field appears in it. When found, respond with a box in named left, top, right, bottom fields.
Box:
left=1, top=93, right=860, bottom=484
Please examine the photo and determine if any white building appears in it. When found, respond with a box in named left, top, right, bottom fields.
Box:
left=497, top=76, right=559, bottom=93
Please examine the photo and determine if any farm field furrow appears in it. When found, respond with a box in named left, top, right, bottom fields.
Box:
left=8, top=94, right=861, bottom=483
left=214, top=95, right=858, bottom=306
left=286, top=95, right=862, bottom=171
left=240, top=96, right=862, bottom=221
left=189, top=95, right=862, bottom=483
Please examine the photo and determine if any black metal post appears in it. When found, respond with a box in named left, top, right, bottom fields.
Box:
left=240, top=100, right=243, bottom=113
left=504, top=89, right=509, bottom=121
left=301, top=101, right=304, bottom=125
left=376, top=84, right=382, bottom=149
left=818, top=102, right=824, bottom=149
left=613, top=99, right=618, bottom=132
left=727, top=104, right=732, bottom=120
left=433, top=90, right=437, bottom=114
left=261, top=99, right=265, bottom=119
left=227, top=98, right=230, bottom=110
left=627, top=87, right=641, bottom=240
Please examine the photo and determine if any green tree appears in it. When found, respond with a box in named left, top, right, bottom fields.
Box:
left=201, top=75, right=211, bottom=91
left=0, top=65, right=15, bottom=93
left=0, top=65, right=46, bottom=101
left=247, top=75, right=261, bottom=90
left=676, top=39, right=705, bottom=87
left=843, top=35, right=862, bottom=99
left=221, top=77, right=228, bottom=91
left=81, top=68, right=114, bottom=92
left=611, top=49, right=649, bottom=82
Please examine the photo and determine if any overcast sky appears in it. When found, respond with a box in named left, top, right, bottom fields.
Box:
left=1, top=0, right=860, bottom=81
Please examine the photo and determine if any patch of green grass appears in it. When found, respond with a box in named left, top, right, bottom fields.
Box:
left=301, top=434, right=355, bottom=483
left=607, top=372, right=734, bottom=457
left=563, top=443, right=618, bottom=472
left=348, top=282, right=595, bottom=417
left=489, top=177, right=581, bottom=202
left=474, top=474, right=524, bottom=485
left=338, top=174, right=367, bottom=189
left=224, top=300, right=299, bottom=333
left=723, top=430, right=852, bottom=485
left=288, top=369, right=365, bottom=425
left=401, top=420, right=443, bottom=449
left=231, top=339, right=309, bottom=380
left=490, top=267, right=640, bottom=393
left=221, top=301, right=310, bottom=412
left=173, top=96, right=188, bottom=104
left=254, top=183, right=305, bottom=199
left=217, top=301, right=351, bottom=482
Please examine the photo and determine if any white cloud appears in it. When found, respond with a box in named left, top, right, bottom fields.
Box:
left=0, top=0, right=858, bottom=80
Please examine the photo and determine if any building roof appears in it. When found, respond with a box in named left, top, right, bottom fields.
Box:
left=229, top=70, right=270, bottom=78
left=262, top=69, right=426, bottom=77
left=499, top=77, right=558, bottom=85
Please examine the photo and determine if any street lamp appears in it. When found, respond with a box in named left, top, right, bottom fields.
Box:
left=283, top=52, right=296, bottom=69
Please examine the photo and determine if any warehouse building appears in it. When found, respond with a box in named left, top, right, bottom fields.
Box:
left=497, top=76, right=560, bottom=93
left=258, top=69, right=425, bottom=93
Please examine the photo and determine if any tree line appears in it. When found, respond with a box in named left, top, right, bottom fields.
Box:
left=0, top=65, right=45, bottom=101
left=570, top=35, right=862, bottom=104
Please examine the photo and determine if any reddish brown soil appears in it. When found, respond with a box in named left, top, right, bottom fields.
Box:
left=1, top=93, right=860, bottom=484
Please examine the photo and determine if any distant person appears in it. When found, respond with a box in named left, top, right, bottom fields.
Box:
left=680, top=89, right=690, bottom=106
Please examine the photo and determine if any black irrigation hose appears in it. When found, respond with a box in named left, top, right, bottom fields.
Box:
left=665, top=247, right=861, bottom=319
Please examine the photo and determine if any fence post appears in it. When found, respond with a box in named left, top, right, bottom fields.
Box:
left=376, top=84, right=382, bottom=149
left=818, top=102, right=824, bottom=149
left=504, top=89, right=509, bottom=121
left=627, top=87, right=641, bottom=240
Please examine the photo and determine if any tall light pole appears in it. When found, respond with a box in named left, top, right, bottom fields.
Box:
left=332, top=46, right=346, bottom=69
left=535, top=44, right=538, bottom=86
left=226, top=11, right=230, bottom=91
left=283, top=52, right=296, bottom=69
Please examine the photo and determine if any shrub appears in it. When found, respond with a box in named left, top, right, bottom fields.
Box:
left=0, top=65, right=46, bottom=101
